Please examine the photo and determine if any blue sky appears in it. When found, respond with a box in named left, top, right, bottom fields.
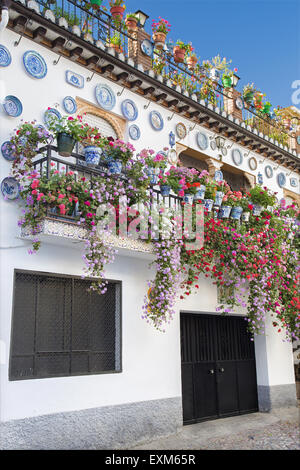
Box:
left=122, top=0, right=300, bottom=109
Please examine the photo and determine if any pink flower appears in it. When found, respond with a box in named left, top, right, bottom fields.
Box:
left=31, top=179, right=40, bottom=189
left=58, top=204, right=66, bottom=215
left=84, top=201, right=91, bottom=206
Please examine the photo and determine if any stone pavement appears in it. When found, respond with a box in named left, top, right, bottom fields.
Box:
left=129, top=407, right=300, bottom=450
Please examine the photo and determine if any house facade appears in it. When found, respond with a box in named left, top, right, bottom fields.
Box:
left=0, top=0, right=299, bottom=449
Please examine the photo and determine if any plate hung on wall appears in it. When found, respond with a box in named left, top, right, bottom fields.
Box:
left=1, top=141, right=15, bottom=161
left=210, top=140, right=217, bottom=150
left=290, top=177, right=298, bottom=188
left=141, top=39, right=154, bottom=57
left=44, top=108, right=61, bottom=127
left=196, top=132, right=208, bottom=150
left=167, top=148, right=178, bottom=165
left=176, top=122, right=187, bottom=139
left=23, top=50, right=47, bottom=79
left=128, top=124, right=140, bottom=141
left=1, top=177, right=20, bottom=200
left=248, top=156, right=257, bottom=171
left=63, top=96, right=77, bottom=114
left=214, top=170, right=223, bottom=182
left=121, top=99, right=138, bottom=121
left=149, top=110, right=164, bottom=131
left=95, top=84, right=116, bottom=111
left=3, top=95, right=23, bottom=117
left=297, top=136, right=300, bottom=145
left=264, top=165, right=273, bottom=178
left=277, top=172, right=286, bottom=188
left=231, top=148, right=243, bottom=166
left=0, top=44, right=12, bottom=67
left=66, top=70, right=84, bottom=89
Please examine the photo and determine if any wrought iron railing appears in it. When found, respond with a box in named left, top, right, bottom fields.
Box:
left=12, top=0, right=296, bottom=150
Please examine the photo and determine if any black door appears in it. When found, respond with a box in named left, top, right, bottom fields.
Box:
left=180, top=313, right=258, bottom=424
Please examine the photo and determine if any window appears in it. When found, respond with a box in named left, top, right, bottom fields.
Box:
left=10, top=271, right=121, bottom=380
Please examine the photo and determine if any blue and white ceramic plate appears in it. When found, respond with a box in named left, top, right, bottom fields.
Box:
left=176, top=122, right=187, bottom=140
left=3, top=95, right=23, bottom=117
left=66, top=70, right=84, bottom=88
left=23, top=50, right=47, bottom=79
left=214, top=170, right=223, bottom=182
left=141, top=39, right=154, bottom=57
left=248, top=157, right=257, bottom=171
left=1, top=141, right=15, bottom=161
left=121, top=99, right=138, bottom=121
left=149, top=110, right=164, bottom=131
left=231, top=148, right=243, bottom=166
left=0, top=44, right=12, bottom=67
left=264, top=165, right=273, bottom=179
left=95, top=84, right=116, bottom=111
left=128, top=124, right=140, bottom=141
left=63, top=96, right=77, bottom=114
left=277, top=172, right=286, bottom=188
left=44, top=108, right=61, bottom=127
left=290, top=177, right=298, bottom=188
left=1, top=177, right=20, bottom=200
left=196, top=132, right=208, bottom=150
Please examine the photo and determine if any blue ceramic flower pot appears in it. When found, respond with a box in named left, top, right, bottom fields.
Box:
left=219, top=205, right=231, bottom=218
left=194, top=185, right=206, bottom=201
left=231, top=206, right=243, bottom=220
left=108, top=159, right=122, bottom=174
left=183, top=193, right=194, bottom=204
left=160, top=185, right=171, bottom=197
left=146, top=167, right=160, bottom=185
left=204, top=199, right=214, bottom=211
left=241, top=211, right=250, bottom=222
left=214, top=191, right=224, bottom=207
left=84, top=146, right=102, bottom=167
left=252, top=204, right=263, bottom=216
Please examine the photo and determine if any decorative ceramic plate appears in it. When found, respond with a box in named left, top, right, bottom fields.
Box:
left=264, top=165, right=273, bottom=179
left=196, top=132, right=208, bottom=150
left=214, top=170, right=223, bottom=182
left=176, top=122, right=187, bottom=139
left=169, top=131, right=175, bottom=148
left=167, top=148, right=178, bottom=165
left=277, top=172, right=286, bottom=188
left=141, top=39, right=154, bottom=57
left=95, top=84, right=116, bottom=111
left=3, top=95, right=23, bottom=117
left=231, top=148, right=243, bottom=166
left=248, top=157, right=257, bottom=170
left=23, top=50, right=47, bottom=79
left=257, top=172, right=263, bottom=185
left=128, top=124, right=140, bottom=140
left=297, top=136, right=300, bottom=145
left=290, top=177, right=298, bottom=188
left=1, top=141, right=15, bottom=161
left=121, top=99, right=138, bottom=121
left=149, top=110, right=164, bottom=131
left=63, top=96, right=77, bottom=114
left=1, top=177, right=20, bottom=200
left=66, top=70, right=84, bottom=88
left=210, top=140, right=217, bottom=150
left=44, top=108, right=61, bottom=127
left=0, top=44, right=11, bottom=67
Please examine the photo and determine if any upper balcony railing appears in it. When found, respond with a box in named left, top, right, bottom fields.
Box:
left=11, top=0, right=298, bottom=151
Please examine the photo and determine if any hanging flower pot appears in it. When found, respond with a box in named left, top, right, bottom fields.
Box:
left=194, top=185, right=206, bottom=201
left=241, top=211, right=250, bottom=222
left=152, top=32, right=166, bottom=50
left=108, top=43, right=123, bottom=53
left=146, top=167, right=160, bottom=185
left=204, top=199, right=214, bottom=212
left=209, top=67, right=220, bottom=82
left=186, top=55, right=197, bottom=71
left=108, top=159, right=122, bottom=174
left=214, top=191, right=224, bottom=207
left=231, top=206, right=243, bottom=220
left=263, top=103, right=272, bottom=115
left=244, top=91, right=254, bottom=105
left=219, top=206, right=231, bottom=218
left=222, top=76, right=232, bottom=88
left=56, top=133, right=76, bottom=157
left=160, top=185, right=171, bottom=197
left=183, top=193, right=194, bottom=204
left=125, top=17, right=138, bottom=33
left=91, top=0, right=103, bottom=7
left=173, top=46, right=185, bottom=63
left=252, top=204, right=263, bottom=216
left=110, top=5, right=125, bottom=20
left=84, top=146, right=102, bottom=167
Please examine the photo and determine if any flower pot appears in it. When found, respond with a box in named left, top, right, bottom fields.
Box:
left=231, top=206, right=243, bottom=220
left=252, top=204, right=263, bottom=216
left=263, top=104, right=271, bottom=115
left=222, top=76, right=232, bottom=88
left=214, top=191, right=224, bottom=207
left=160, top=185, right=171, bottom=197
left=91, top=0, right=102, bottom=6
left=219, top=205, right=231, bottom=218
left=244, top=91, right=254, bottom=105
left=241, top=211, right=250, bottom=222
left=110, top=5, right=125, bottom=20
left=183, top=193, right=194, bottom=204
left=108, top=159, right=122, bottom=174
left=84, top=146, right=102, bottom=167
left=57, top=133, right=76, bottom=157
left=126, top=17, right=138, bottom=32
left=152, top=32, right=166, bottom=50
left=209, top=67, right=220, bottom=81
left=194, top=185, right=206, bottom=201
left=108, top=43, right=123, bottom=53
left=204, top=199, right=214, bottom=212
left=173, top=46, right=185, bottom=63
left=146, top=167, right=160, bottom=185
left=186, top=56, right=197, bottom=71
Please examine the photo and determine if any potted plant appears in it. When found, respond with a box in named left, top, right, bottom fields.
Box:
left=243, top=83, right=256, bottom=107
left=249, top=185, right=276, bottom=216
left=203, top=180, right=218, bottom=212
left=186, top=52, right=198, bottom=71
left=125, top=13, right=139, bottom=32
left=142, top=150, right=167, bottom=184
left=88, top=0, right=103, bottom=9
left=158, top=175, right=171, bottom=197
left=107, top=31, right=123, bottom=53
left=151, top=17, right=171, bottom=50
left=173, top=40, right=192, bottom=64
left=263, top=101, right=272, bottom=115
left=210, top=55, right=231, bottom=82
left=79, top=123, right=104, bottom=167
left=222, top=68, right=233, bottom=88
left=109, top=0, right=125, bottom=20
left=253, top=91, right=265, bottom=111
left=104, top=139, right=135, bottom=174
left=47, top=114, right=84, bottom=157
left=240, top=194, right=253, bottom=222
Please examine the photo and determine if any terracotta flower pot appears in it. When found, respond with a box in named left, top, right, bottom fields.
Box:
left=108, top=43, right=123, bottom=53
left=152, top=32, right=166, bottom=50
left=125, top=17, right=138, bottom=32
left=186, top=56, right=197, bottom=70
left=110, top=5, right=125, bottom=20
left=173, top=46, right=185, bottom=63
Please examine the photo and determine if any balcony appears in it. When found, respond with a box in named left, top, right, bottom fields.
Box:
left=9, top=0, right=298, bottom=155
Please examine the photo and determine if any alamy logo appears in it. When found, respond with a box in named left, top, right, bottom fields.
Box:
left=291, top=80, right=300, bottom=105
